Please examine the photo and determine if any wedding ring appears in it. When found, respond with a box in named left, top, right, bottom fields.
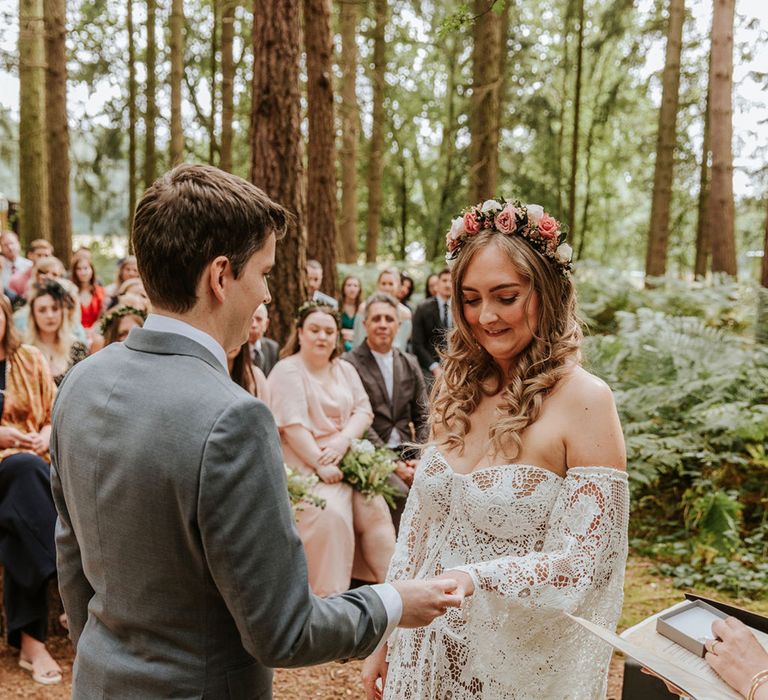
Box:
left=710, top=639, right=721, bottom=655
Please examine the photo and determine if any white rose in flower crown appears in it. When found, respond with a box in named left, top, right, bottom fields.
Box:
left=480, top=199, right=503, bottom=214
left=448, top=216, right=465, bottom=241
left=526, top=204, right=544, bottom=225
left=555, top=242, right=573, bottom=263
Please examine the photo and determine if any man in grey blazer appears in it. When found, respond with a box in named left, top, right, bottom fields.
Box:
left=50, top=165, right=465, bottom=698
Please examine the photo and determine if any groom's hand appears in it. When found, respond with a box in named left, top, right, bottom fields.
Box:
left=391, top=578, right=464, bottom=628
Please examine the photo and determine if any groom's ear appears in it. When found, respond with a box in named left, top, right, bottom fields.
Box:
left=206, top=256, right=231, bottom=304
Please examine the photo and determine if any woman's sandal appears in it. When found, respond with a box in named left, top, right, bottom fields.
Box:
left=18, top=658, right=63, bottom=686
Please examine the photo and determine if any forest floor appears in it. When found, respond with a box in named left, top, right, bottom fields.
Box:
left=1, top=556, right=766, bottom=699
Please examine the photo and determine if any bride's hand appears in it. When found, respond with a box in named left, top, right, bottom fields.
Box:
left=361, top=644, right=389, bottom=700
left=316, top=464, right=343, bottom=484
left=438, top=570, right=475, bottom=597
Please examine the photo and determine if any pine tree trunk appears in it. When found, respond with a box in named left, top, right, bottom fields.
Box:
left=304, top=0, right=337, bottom=297
left=708, top=0, right=737, bottom=275
left=365, top=0, right=387, bottom=263
left=127, top=0, right=137, bottom=239
left=251, top=0, right=305, bottom=345
left=170, top=0, right=184, bottom=166
left=567, top=0, right=585, bottom=251
left=144, top=0, right=157, bottom=188
left=469, top=0, right=502, bottom=203
left=44, top=0, right=70, bottom=258
left=337, top=0, right=359, bottom=263
left=219, top=0, right=236, bottom=172
left=644, top=0, right=685, bottom=280
left=19, top=0, right=50, bottom=247
left=209, top=0, right=218, bottom=165
left=694, top=73, right=712, bottom=278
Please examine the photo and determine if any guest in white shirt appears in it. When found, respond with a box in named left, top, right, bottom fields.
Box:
left=2, top=231, right=32, bottom=288
left=306, top=258, right=338, bottom=308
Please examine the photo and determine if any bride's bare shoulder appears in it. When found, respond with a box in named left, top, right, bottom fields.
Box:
left=554, top=365, right=614, bottom=403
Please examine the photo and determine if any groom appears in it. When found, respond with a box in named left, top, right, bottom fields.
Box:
left=50, top=165, right=462, bottom=698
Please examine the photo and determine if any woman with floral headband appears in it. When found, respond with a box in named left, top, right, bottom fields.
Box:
left=362, top=199, right=629, bottom=699
left=267, top=301, right=396, bottom=596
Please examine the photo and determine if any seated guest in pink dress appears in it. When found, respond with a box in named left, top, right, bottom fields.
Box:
left=267, top=301, right=396, bottom=596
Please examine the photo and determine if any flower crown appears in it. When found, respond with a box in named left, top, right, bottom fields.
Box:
left=445, top=198, right=573, bottom=277
left=296, top=299, right=341, bottom=326
left=99, top=304, right=147, bottom=335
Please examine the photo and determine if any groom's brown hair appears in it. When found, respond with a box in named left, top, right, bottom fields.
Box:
left=132, top=164, right=289, bottom=313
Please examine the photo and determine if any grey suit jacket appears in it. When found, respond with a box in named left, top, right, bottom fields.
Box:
left=343, top=343, right=429, bottom=449
left=50, top=329, right=388, bottom=699
left=253, top=337, right=279, bottom=377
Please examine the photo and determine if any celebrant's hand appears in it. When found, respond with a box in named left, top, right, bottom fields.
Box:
left=0, top=427, right=35, bottom=450
left=705, top=617, right=768, bottom=699
left=392, top=578, right=464, bottom=628
left=361, top=644, right=389, bottom=700
left=316, top=464, right=343, bottom=484
left=438, top=570, right=475, bottom=597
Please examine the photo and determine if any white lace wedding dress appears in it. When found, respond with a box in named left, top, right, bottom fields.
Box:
left=384, top=446, right=629, bottom=700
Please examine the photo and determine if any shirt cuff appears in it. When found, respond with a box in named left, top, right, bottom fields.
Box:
left=370, top=582, right=403, bottom=652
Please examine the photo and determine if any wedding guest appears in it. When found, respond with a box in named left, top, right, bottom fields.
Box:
left=0, top=294, right=61, bottom=685
left=353, top=269, right=412, bottom=352
left=397, top=273, right=415, bottom=311
left=70, top=256, right=105, bottom=331
left=306, top=258, right=338, bottom=308
left=363, top=199, right=628, bottom=699
left=411, top=267, right=452, bottom=382
left=90, top=304, right=147, bottom=352
left=248, top=304, right=279, bottom=376
left=267, top=301, right=396, bottom=596
left=104, top=255, right=139, bottom=307
left=705, top=618, right=768, bottom=700
left=228, top=343, right=270, bottom=403
left=343, top=293, right=428, bottom=532
left=8, top=239, right=53, bottom=298
left=424, top=273, right=439, bottom=300
left=339, top=275, right=363, bottom=352
left=1, top=231, right=32, bottom=288
left=13, top=256, right=68, bottom=333
left=26, top=280, right=88, bottom=385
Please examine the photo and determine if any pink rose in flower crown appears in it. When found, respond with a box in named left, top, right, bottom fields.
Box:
left=537, top=214, right=559, bottom=240
left=463, top=211, right=481, bottom=234
left=494, top=206, right=517, bottom=234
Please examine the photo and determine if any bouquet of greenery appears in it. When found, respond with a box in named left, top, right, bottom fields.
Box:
left=338, top=439, right=400, bottom=510
left=284, top=465, right=326, bottom=518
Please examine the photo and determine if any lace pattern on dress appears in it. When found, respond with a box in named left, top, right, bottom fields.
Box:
left=384, top=447, right=629, bottom=700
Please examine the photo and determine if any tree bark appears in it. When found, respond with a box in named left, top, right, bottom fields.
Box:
left=567, top=0, right=585, bottom=251
left=708, top=0, right=737, bottom=275
left=19, top=0, right=50, bottom=247
left=44, top=0, right=70, bottom=257
left=304, top=0, right=337, bottom=297
left=337, top=0, right=359, bottom=263
left=694, top=72, right=712, bottom=277
left=170, top=0, right=184, bottom=166
left=644, top=0, right=685, bottom=280
left=209, top=0, right=218, bottom=165
left=127, top=0, right=137, bottom=240
left=469, top=0, right=503, bottom=203
left=365, top=0, right=387, bottom=263
left=219, top=0, right=236, bottom=172
left=144, top=0, right=157, bottom=188
left=251, top=0, right=306, bottom=344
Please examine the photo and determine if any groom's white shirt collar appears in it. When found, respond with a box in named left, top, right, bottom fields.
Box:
left=144, top=313, right=228, bottom=372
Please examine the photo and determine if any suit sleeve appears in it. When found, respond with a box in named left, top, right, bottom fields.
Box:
left=411, top=305, right=433, bottom=372
left=409, top=359, right=430, bottom=443
left=198, top=398, right=388, bottom=667
left=50, top=416, right=94, bottom=649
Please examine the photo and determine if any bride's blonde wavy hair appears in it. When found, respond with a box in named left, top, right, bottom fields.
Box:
left=431, top=231, right=582, bottom=459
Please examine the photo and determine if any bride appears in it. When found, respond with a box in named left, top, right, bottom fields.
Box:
left=362, top=199, right=629, bottom=699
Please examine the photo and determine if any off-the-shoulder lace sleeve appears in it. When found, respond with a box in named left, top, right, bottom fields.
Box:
left=456, top=466, right=629, bottom=614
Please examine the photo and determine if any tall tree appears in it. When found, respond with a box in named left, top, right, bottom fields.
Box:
left=337, top=0, right=359, bottom=263
left=694, top=75, right=712, bottom=277
left=44, top=0, right=71, bottom=257
left=707, top=0, right=737, bottom=275
left=304, top=0, right=337, bottom=296
left=644, top=0, right=685, bottom=279
left=219, top=0, right=237, bottom=172
left=144, top=0, right=157, bottom=188
left=365, top=0, right=387, bottom=263
left=469, top=0, right=503, bottom=203
left=170, top=0, right=184, bottom=165
left=127, top=0, right=137, bottom=238
left=18, top=0, right=50, bottom=246
left=209, top=0, right=219, bottom=164
left=567, top=0, right=585, bottom=250
left=251, top=0, right=305, bottom=344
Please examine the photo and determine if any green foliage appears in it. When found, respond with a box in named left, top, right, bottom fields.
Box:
left=284, top=466, right=326, bottom=518
left=582, top=270, right=768, bottom=597
left=338, top=439, right=401, bottom=509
